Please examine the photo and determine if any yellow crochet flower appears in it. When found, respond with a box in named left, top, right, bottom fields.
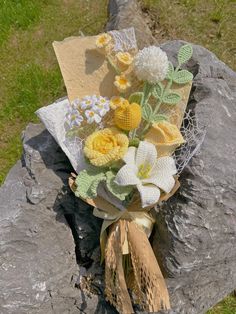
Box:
left=114, top=75, right=131, bottom=92
left=110, top=96, right=129, bottom=110
left=84, top=128, right=129, bottom=167
left=145, top=120, right=185, bottom=157
left=96, top=33, right=112, bottom=48
left=116, top=52, right=133, bottom=70
left=114, top=102, right=142, bottom=131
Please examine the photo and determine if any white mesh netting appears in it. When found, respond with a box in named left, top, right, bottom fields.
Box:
left=109, top=27, right=137, bottom=52
left=173, top=110, right=206, bottom=174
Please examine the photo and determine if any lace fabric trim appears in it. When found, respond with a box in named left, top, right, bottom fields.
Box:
left=174, top=110, right=206, bottom=174
left=109, top=27, right=137, bottom=52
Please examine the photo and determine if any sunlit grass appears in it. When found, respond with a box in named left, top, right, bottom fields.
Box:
left=141, top=0, right=236, bottom=70
left=0, top=0, right=43, bottom=45
left=0, top=0, right=108, bottom=185
left=207, top=294, right=236, bottom=314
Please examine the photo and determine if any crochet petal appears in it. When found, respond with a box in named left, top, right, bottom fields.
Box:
left=151, top=156, right=177, bottom=176
left=144, top=156, right=176, bottom=193
left=135, top=141, right=157, bottom=168
left=123, top=146, right=136, bottom=165
left=137, top=184, right=160, bottom=208
left=143, top=174, right=175, bottom=194
left=115, top=165, right=140, bottom=186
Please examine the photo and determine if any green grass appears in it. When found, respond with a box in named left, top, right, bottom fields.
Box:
left=207, top=294, right=236, bottom=314
left=141, top=0, right=236, bottom=70
left=0, top=0, right=108, bottom=184
left=0, top=0, right=43, bottom=45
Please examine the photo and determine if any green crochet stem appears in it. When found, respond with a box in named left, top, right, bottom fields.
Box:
left=140, top=64, right=182, bottom=137
left=107, top=56, right=121, bottom=75
left=130, top=128, right=137, bottom=139
left=141, top=81, right=153, bottom=107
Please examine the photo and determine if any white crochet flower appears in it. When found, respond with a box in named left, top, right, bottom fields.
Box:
left=66, top=107, right=83, bottom=127
left=115, top=141, right=176, bottom=208
left=71, top=98, right=80, bottom=108
left=80, top=95, right=97, bottom=110
left=92, top=96, right=110, bottom=117
left=133, top=46, right=169, bottom=84
left=85, top=109, right=101, bottom=124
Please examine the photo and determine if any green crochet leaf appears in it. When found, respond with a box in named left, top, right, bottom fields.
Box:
left=178, top=44, right=193, bottom=65
left=151, top=114, right=168, bottom=123
left=162, top=92, right=181, bottom=105
left=75, top=168, right=106, bottom=199
left=142, top=103, right=153, bottom=121
left=129, top=92, right=144, bottom=105
left=129, top=137, right=140, bottom=147
left=152, top=82, right=164, bottom=99
left=66, top=128, right=79, bottom=138
left=66, top=124, right=97, bottom=139
left=106, top=171, right=133, bottom=201
left=173, top=69, right=193, bottom=84
left=166, top=61, right=174, bottom=80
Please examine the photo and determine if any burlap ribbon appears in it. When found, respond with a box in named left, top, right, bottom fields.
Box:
left=93, top=207, right=171, bottom=313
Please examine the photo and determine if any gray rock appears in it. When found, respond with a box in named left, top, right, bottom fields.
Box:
left=0, top=124, right=113, bottom=314
left=106, top=0, right=156, bottom=48
left=152, top=41, right=236, bottom=314
left=0, top=124, right=77, bottom=314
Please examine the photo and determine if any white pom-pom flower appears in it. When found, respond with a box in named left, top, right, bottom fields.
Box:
left=114, top=141, right=176, bottom=208
left=133, top=46, right=169, bottom=84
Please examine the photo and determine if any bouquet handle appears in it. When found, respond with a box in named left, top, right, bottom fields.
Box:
left=105, top=219, right=171, bottom=313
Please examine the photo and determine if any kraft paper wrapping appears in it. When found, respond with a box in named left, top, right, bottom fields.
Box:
left=105, top=220, right=171, bottom=313
left=53, top=35, right=117, bottom=102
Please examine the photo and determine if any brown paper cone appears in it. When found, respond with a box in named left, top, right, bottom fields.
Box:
left=53, top=36, right=117, bottom=102
left=105, top=220, right=170, bottom=313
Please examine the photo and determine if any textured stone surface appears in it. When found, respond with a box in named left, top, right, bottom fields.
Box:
left=152, top=41, right=236, bottom=314
left=1, top=1, right=236, bottom=314
left=0, top=125, right=79, bottom=314
left=0, top=124, right=112, bottom=314
left=106, top=0, right=156, bottom=48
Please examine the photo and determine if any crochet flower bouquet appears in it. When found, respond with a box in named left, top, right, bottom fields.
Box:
left=37, top=28, right=205, bottom=313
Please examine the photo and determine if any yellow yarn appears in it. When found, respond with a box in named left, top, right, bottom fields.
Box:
left=114, top=102, right=142, bottom=131
left=84, top=128, right=129, bottom=167
left=116, top=52, right=133, bottom=66
left=114, top=75, right=131, bottom=92
left=95, top=33, right=112, bottom=48
left=145, top=120, right=185, bottom=156
left=116, top=52, right=133, bottom=71
left=110, top=96, right=129, bottom=110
